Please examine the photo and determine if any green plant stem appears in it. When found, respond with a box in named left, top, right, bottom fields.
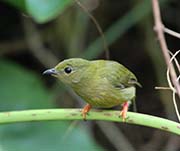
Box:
left=0, top=109, right=180, bottom=135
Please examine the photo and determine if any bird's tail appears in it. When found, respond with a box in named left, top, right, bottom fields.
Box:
left=132, top=97, right=137, bottom=112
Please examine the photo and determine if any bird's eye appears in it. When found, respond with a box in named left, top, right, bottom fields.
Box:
left=64, top=67, right=72, bottom=74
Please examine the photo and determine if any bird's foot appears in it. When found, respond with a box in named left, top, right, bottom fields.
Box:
left=82, top=104, right=92, bottom=120
left=119, top=101, right=129, bottom=122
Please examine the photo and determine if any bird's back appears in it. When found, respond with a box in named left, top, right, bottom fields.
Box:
left=91, top=60, right=136, bottom=87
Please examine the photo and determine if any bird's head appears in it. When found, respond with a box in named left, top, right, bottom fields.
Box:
left=43, top=58, right=90, bottom=86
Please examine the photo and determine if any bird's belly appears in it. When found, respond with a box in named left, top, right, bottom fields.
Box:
left=86, top=96, right=121, bottom=108
left=76, top=89, right=124, bottom=108
left=75, top=86, right=135, bottom=108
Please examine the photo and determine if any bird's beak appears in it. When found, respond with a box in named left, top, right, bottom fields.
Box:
left=43, top=68, right=58, bottom=76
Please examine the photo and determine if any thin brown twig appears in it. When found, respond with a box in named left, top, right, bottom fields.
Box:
left=169, top=50, right=180, bottom=74
left=155, top=87, right=171, bottom=90
left=75, top=0, right=110, bottom=59
left=166, top=51, right=180, bottom=93
left=151, top=0, right=180, bottom=102
left=166, top=50, right=180, bottom=121
left=173, top=90, right=180, bottom=121
left=167, top=50, right=180, bottom=93
left=164, top=27, right=180, bottom=39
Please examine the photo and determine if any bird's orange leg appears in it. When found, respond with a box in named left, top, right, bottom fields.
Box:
left=120, top=101, right=129, bottom=122
left=82, top=104, right=92, bottom=120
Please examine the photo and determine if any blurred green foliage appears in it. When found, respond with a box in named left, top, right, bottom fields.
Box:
left=5, top=0, right=75, bottom=23
left=0, top=59, right=53, bottom=110
left=0, top=121, right=102, bottom=151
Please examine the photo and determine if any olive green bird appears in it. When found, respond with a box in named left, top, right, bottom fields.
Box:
left=43, top=58, right=141, bottom=121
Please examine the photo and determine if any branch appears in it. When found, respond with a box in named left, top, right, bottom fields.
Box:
left=151, top=0, right=180, bottom=98
left=164, top=27, right=180, bottom=39
left=1, top=109, right=180, bottom=135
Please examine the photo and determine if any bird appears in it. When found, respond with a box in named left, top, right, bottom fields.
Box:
left=43, top=58, right=141, bottom=121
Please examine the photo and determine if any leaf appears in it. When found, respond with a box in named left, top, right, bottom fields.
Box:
left=4, top=0, right=26, bottom=11
left=0, top=60, right=102, bottom=151
left=0, top=121, right=103, bottom=151
left=4, top=0, right=75, bottom=23
left=0, top=59, right=53, bottom=110
left=26, top=0, right=74, bottom=23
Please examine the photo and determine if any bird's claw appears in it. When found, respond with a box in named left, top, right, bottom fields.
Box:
left=119, top=110, right=127, bottom=122
left=82, top=112, right=89, bottom=121
left=119, top=101, right=129, bottom=122
left=82, top=104, right=91, bottom=121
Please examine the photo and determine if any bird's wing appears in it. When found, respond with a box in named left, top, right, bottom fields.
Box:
left=99, top=61, right=141, bottom=89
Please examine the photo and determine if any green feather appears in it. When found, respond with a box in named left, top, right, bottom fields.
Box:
left=51, top=58, right=140, bottom=108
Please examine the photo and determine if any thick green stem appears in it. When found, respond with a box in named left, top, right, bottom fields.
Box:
left=0, top=109, right=180, bottom=135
